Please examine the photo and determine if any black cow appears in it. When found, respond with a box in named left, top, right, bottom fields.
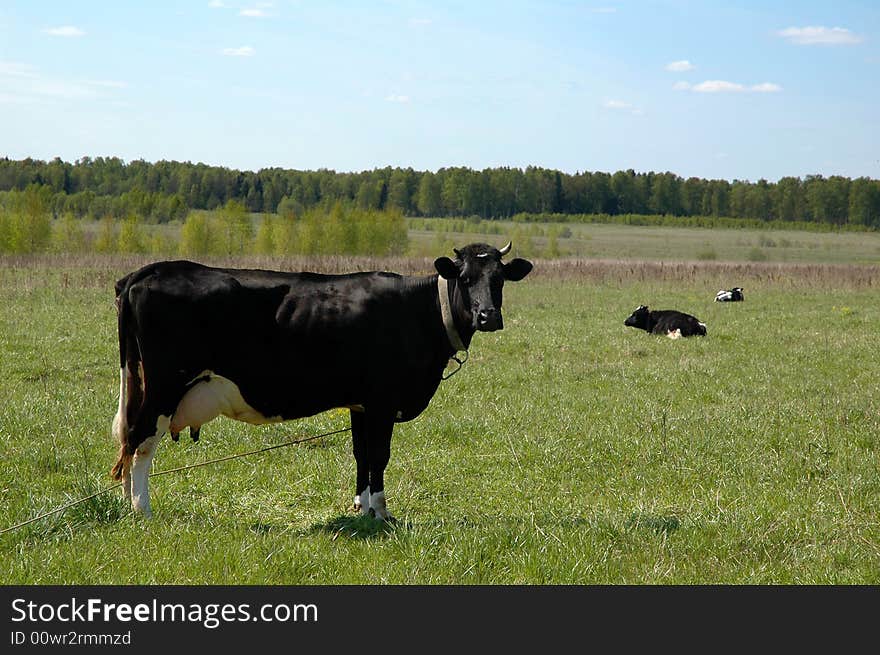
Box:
left=110, top=242, right=533, bottom=518
left=715, top=287, right=744, bottom=302
left=624, top=305, right=707, bottom=338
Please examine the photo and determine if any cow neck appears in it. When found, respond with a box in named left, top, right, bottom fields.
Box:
left=437, top=275, right=469, bottom=353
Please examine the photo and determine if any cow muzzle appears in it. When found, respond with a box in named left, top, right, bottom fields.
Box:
left=476, top=308, right=503, bottom=331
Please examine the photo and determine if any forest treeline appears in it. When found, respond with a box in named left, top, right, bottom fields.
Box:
left=1, top=156, right=879, bottom=228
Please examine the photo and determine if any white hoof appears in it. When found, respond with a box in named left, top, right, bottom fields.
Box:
left=355, top=486, right=371, bottom=515
left=131, top=498, right=153, bottom=518
left=369, top=490, right=393, bottom=521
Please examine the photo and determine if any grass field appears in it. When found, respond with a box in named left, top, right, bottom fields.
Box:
left=1, top=240, right=879, bottom=584
left=408, top=219, right=880, bottom=264
left=68, top=214, right=880, bottom=265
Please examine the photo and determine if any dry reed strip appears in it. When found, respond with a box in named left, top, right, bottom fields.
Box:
left=2, top=254, right=880, bottom=291
left=533, top=258, right=880, bottom=289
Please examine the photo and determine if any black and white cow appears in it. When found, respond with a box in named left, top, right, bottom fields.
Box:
left=111, top=242, right=533, bottom=519
left=624, top=305, right=707, bottom=339
left=715, top=287, right=744, bottom=302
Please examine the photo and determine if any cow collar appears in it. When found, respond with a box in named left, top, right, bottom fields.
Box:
left=437, top=275, right=467, bottom=353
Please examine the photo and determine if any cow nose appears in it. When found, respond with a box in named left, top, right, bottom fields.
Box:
left=477, top=308, right=502, bottom=330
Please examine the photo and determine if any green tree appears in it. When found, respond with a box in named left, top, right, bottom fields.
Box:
left=509, top=225, right=537, bottom=259
left=386, top=169, right=413, bottom=213
left=5, top=184, right=53, bottom=253
left=416, top=172, right=442, bottom=216
left=299, top=206, right=326, bottom=255
left=355, top=178, right=384, bottom=210
left=774, top=177, right=803, bottom=221
left=51, top=213, right=86, bottom=253
left=148, top=230, right=175, bottom=256
left=95, top=215, right=118, bottom=254
left=217, top=200, right=253, bottom=255
left=179, top=212, right=212, bottom=256
left=7, top=211, right=51, bottom=253
left=322, top=202, right=359, bottom=254
left=273, top=214, right=300, bottom=254
left=0, top=211, right=11, bottom=252
left=254, top=215, right=277, bottom=255
left=375, top=208, right=408, bottom=255
left=745, top=180, right=773, bottom=221
left=118, top=215, right=146, bottom=253
left=277, top=195, right=301, bottom=219
left=848, top=178, right=880, bottom=227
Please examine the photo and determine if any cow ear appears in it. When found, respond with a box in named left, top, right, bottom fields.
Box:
left=434, top=257, right=460, bottom=280
left=503, top=258, right=533, bottom=282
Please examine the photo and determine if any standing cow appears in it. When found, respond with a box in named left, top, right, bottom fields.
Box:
left=624, top=305, right=707, bottom=338
left=111, top=242, right=533, bottom=519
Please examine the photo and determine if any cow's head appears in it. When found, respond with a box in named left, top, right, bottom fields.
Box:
left=434, top=241, right=533, bottom=332
left=624, top=305, right=651, bottom=331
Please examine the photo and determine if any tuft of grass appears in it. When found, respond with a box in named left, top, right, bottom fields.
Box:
left=63, top=475, right=129, bottom=526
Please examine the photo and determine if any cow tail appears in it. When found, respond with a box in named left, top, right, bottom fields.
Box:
left=111, top=276, right=142, bottom=481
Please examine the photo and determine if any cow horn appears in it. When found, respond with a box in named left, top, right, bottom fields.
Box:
left=499, top=241, right=512, bottom=256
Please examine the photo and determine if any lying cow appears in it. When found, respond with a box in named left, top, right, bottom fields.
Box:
left=111, top=242, right=533, bottom=519
left=715, top=287, right=744, bottom=302
left=624, top=305, right=707, bottom=339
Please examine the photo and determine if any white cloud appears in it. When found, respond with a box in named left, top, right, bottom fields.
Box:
left=750, top=82, right=782, bottom=93
left=385, top=94, right=410, bottom=103
left=665, top=60, right=695, bottom=72
left=0, top=62, right=127, bottom=103
left=676, top=79, right=782, bottom=93
left=603, top=99, right=631, bottom=109
left=603, top=99, right=642, bottom=115
left=208, top=0, right=226, bottom=7
left=43, top=26, right=85, bottom=37
left=31, top=79, right=94, bottom=99
left=777, top=26, right=862, bottom=45
left=240, top=3, right=273, bottom=17
left=222, top=46, right=256, bottom=57
left=692, top=80, right=745, bottom=93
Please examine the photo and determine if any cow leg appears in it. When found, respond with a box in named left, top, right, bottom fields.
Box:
left=366, top=412, right=395, bottom=521
left=350, top=410, right=370, bottom=514
left=350, top=410, right=396, bottom=520
left=128, top=413, right=171, bottom=518
left=127, top=376, right=182, bottom=517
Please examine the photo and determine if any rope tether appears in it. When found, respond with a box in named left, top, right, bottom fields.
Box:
left=0, top=425, right=352, bottom=537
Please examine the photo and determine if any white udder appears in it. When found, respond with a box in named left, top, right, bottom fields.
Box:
left=170, top=371, right=282, bottom=433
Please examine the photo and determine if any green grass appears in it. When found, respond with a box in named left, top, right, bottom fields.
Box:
left=1, top=255, right=879, bottom=584
left=408, top=219, right=880, bottom=264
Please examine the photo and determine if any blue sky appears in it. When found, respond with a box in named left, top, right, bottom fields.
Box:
left=1, top=1, right=878, bottom=182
